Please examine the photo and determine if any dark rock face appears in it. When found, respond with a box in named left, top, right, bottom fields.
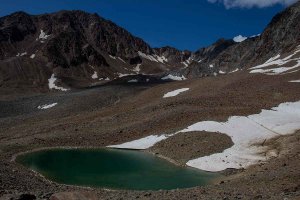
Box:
left=0, top=10, right=176, bottom=91
left=0, top=10, right=152, bottom=63
left=193, top=38, right=236, bottom=63
left=17, top=194, right=36, bottom=200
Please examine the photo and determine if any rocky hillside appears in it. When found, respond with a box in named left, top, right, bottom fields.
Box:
left=0, top=10, right=190, bottom=92
left=173, top=1, right=300, bottom=78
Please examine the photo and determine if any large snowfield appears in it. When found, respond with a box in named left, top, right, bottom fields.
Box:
left=108, top=101, right=300, bottom=172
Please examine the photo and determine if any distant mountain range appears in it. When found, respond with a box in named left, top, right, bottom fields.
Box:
left=0, top=1, right=299, bottom=92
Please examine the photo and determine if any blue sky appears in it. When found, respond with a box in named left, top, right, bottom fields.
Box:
left=0, top=0, right=289, bottom=50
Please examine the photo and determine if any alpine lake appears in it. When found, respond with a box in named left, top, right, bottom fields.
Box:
left=16, top=148, right=218, bottom=190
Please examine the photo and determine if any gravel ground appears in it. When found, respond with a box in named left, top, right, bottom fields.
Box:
left=0, top=71, right=300, bottom=199
left=150, top=131, right=234, bottom=165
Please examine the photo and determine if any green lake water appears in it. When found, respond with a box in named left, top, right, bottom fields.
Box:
left=16, top=148, right=218, bottom=190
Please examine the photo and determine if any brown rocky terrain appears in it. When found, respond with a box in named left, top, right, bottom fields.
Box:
left=0, top=67, right=299, bottom=199
left=150, top=132, right=234, bottom=165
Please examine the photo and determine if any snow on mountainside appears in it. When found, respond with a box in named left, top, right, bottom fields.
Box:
left=0, top=10, right=190, bottom=92
left=171, top=1, right=300, bottom=79
left=249, top=45, right=300, bottom=75
left=233, top=35, right=248, bottom=43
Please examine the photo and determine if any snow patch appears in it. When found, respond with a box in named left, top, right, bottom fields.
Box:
left=182, top=101, right=300, bottom=171
left=219, top=70, right=226, bottom=74
left=209, top=64, right=214, bottom=68
left=249, top=46, right=300, bottom=75
left=48, top=74, right=69, bottom=92
left=106, top=101, right=300, bottom=172
left=250, top=64, right=300, bottom=75
left=16, top=52, right=27, bottom=57
left=30, top=54, right=35, bottom=59
left=133, top=64, right=141, bottom=73
left=182, top=61, right=189, bottom=67
left=155, top=55, right=168, bottom=63
left=181, top=58, right=192, bottom=68
left=117, top=73, right=135, bottom=78
left=138, top=51, right=170, bottom=64
left=39, top=30, right=50, bottom=40
left=265, top=54, right=280, bottom=63
left=91, top=71, right=98, bottom=79
left=161, top=74, right=187, bottom=81
left=108, top=135, right=168, bottom=150
left=229, top=68, right=239, bottom=73
left=128, top=79, right=138, bottom=83
left=233, top=35, right=247, bottom=43
left=118, top=57, right=126, bottom=63
left=289, top=80, right=300, bottom=83
left=163, top=88, right=190, bottom=98
left=138, top=51, right=158, bottom=62
left=109, top=55, right=116, bottom=59
left=38, top=103, right=57, bottom=110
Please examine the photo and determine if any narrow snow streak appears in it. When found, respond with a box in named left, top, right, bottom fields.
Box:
left=229, top=68, right=239, bottom=73
left=38, top=103, right=57, bottom=110
left=138, top=51, right=168, bottom=64
left=163, top=88, right=190, bottom=98
left=161, top=74, right=187, bottom=81
left=109, top=55, right=116, bottom=60
left=155, top=55, right=168, bottom=63
left=118, top=57, right=126, bottom=63
left=128, top=79, right=138, bottom=83
left=117, top=73, right=135, bottom=78
left=138, top=51, right=158, bottom=62
left=289, top=80, right=300, bottom=83
left=16, top=52, right=27, bottom=57
left=249, top=46, right=300, bottom=75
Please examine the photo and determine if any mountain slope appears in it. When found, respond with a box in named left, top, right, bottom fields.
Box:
left=0, top=10, right=190, bottom=92
left=173, top=1, right=300, bottom=78
left=0, top=1, right=300, bottom=93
